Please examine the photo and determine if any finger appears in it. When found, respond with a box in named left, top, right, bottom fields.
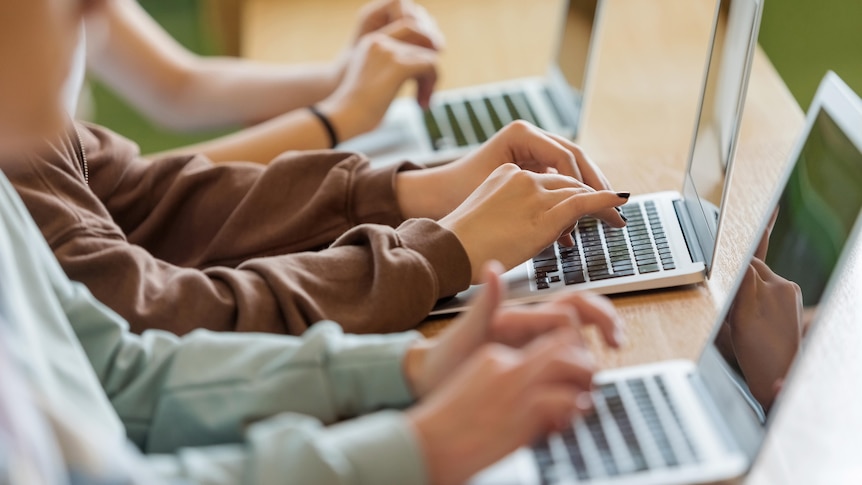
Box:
left=501, top=122, right=584, bottom=181
left=411, top=4, right=446, bottom=50
left=520, top=330, right=595, bottom=390
left=458, top=260, right=505, bottom=340
left=379, top=17, right=438, bottom=50
left=382, top=39, right=440, bottom=106
left=535, top=172, right=594, bottom=191
left=547, top=190, right=630, bottom=230
left=415, top=68, right=438, bottom=109
left=543, top=131, right=614, bottom=191
left=548, top=292, right=626, bottom=347
left=492, top=305, right=584, bottom=348
left=556, top=232, right=576, bottom=247
left=523, top=388, right=582, bottom=437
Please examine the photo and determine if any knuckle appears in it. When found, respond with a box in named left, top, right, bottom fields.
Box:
left=507, top=119, right=533, bottom=133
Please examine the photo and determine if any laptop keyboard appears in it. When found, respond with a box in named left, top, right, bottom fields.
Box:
left=532, top=201, right=676, bottom=290
left=533, top=376, right=701, bottom=483
left=422, top=90, right=543, bottom=150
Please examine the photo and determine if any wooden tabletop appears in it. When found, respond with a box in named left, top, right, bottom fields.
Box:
left=243, top=0, right=861, bottom=481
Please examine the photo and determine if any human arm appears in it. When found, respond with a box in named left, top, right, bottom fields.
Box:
left=88, top=0, right=444, bottom=163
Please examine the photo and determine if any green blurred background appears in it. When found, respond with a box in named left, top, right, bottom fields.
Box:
left=92, top=0, right=862, bottom=154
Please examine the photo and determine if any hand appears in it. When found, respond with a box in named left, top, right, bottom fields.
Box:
left=319, top=32, right=439, bottom=141
left=351, top=0, right=444, bottom=49
left=724, top=207, right=801, bottom=410
left=404, top=262, right=626, bottom=398
left=404, top=263, right=624, bottom=484
left=435, top=162, right=627, bottom=283
left=397, top=121, right=627, bottom=227
left=726, top=258, right=803, bottom=411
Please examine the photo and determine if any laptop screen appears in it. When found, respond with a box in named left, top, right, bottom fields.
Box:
left=698, top=96, right=862, bottom=457
left=546, top=0, right=599, bottom=138
left=681, top=0, right=761, bottom=273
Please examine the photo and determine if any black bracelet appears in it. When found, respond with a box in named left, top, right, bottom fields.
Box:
left=308, top=106, right=339, bottom=149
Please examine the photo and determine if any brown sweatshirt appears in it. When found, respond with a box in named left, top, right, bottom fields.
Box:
left=1, top=122, right=471, bottom=335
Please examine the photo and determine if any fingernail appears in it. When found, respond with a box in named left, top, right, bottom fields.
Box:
left=616, top=192, right=631, bottom=199
left=620, top=214, right=628, bottom=222
left=614, top=207, right=622, bottom=213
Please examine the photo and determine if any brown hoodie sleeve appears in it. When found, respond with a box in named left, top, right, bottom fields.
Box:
left=2, top=123, right=471, bottom=335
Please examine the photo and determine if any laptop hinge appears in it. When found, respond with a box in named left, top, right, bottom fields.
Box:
left=674, top=199, right=706, bottom=265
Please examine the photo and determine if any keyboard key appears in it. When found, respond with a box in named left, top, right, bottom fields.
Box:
left=627, top=379, right=678, bottom=467
left=503, top=94, right=523, bottom=121
left=422, top=109, right=444, bottom=150
left=512, top=91, right=542, bottom=128
left=585, top=413, right=619, bottom=476
left=638, top=264, right=661, bottom=273
left=483, top=98, right=505, bottom=131
left=564, top=271, right=586, bottom=285
left=464, top=101, right=488, bottom=142
left=543, top=86, right=569, bottom=129
left=561, top=427, right=591, bottom=480
left=443, top=104, right=469, bottom=147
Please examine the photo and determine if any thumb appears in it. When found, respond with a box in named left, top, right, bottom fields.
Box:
left=467, top=260, right=505, bottom=330
left=439, top=260, right=505, bottom=358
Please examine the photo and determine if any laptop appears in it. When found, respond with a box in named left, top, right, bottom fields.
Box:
left=431, top=0, right=761, bottom=315
left=339, top=0, right=603, bottom=167
left=470, top=71, right=862, bottom=484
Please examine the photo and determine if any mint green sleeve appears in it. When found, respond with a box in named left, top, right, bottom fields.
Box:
left=60, top=282, right=431, bottom=485
left=145, top=411, right=428, bottom=485
left=0, top=172, right=430, bottom=485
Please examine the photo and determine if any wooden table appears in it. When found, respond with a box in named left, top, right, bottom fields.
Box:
left=243, top=0, right=862, bottom=481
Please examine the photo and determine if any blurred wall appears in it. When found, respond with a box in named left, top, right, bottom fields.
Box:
left=759, top=0, right=862, bottom=109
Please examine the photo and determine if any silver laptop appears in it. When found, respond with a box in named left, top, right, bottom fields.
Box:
left=432, top=0, right=761, bottom=315
left=470, top=71, right=862, bottom=485
left=339, top=0, right=602, bottom=167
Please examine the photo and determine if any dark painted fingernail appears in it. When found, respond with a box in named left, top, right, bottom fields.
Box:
left=616, top=192, right=631, bottom=199
left=614, top=207, right=622, bottom=213
left=620, top=214, right=628, bottom=222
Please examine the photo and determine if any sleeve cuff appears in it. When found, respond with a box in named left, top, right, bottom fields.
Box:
left=328, top=328, right=424, bottom=414
left=396, top=218, right=472, bottom=299
left=349, top=159, right=423, bottom=227
left=323, top=411, right=430, bottom=485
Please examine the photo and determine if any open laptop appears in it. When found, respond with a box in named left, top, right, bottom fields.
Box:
left=432, top=0, right=761, bottom=315
left=470, top=71, right=862, bottom=484
left=339, top=0, right=603, bottom=167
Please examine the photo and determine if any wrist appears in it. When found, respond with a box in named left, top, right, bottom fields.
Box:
left=439, top=213, right=481, bottom=284
left=404, top=339, right=434, bottom=398
left=396, top=167, right=459, bottom=220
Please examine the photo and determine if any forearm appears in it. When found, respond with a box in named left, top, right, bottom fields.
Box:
left=147, top=106, right=335, bottom=163
left=147, top=58, right=342, bottom=131
left=88, top=0, right=343, bottom=132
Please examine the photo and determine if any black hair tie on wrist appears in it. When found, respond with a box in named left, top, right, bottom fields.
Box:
left=309, top=106, right=339, bottom=149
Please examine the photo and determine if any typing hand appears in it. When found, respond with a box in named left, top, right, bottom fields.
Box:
left=351, top=0, right=444, bottom=51
left=437, top=162, right=627, bottom=283
left=404, top=267, right=622, bottom=485
left=404, top=262, right=626, bottom=399
left=396, top=121, right=628, bottom=239
left=319, top=33, right=438, bottom=142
